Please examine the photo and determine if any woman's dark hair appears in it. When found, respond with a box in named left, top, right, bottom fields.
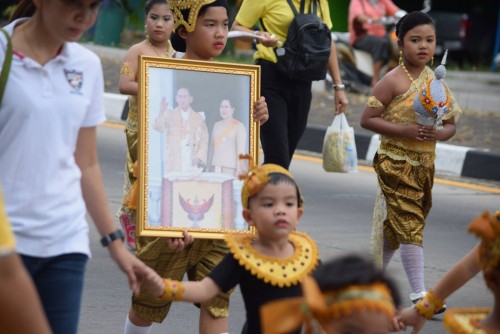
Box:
left=396, top=11, right=435, bottom=42
left=313, top=254, right=402, bottom=308
left=9, top=0, right=36, bottom=22
left=170, top=0, right=229, bottom=52
left=145, top=0, right=168, bottom=15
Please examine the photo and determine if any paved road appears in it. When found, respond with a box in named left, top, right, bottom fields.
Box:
left=78, top=124, right=499, bottom=334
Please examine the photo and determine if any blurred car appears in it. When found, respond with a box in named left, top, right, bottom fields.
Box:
left=428, top=11, right=469, bottom=58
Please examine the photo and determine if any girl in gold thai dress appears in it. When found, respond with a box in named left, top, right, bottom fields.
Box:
left=117, top=0, right=174, bottom=250
left=360, top=11, right=461, bottom=308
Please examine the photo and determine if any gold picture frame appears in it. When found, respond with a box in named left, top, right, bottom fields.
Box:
left=137, top=56, right=260, bottom=239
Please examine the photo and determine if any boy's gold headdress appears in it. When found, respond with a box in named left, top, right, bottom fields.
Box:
left=260, top=276, right=396, bottom=334
left=468, top=210, right=500, bottom=271
left=169, top=0, right=216, bottom=32
left=239, top=155, right=303, bottom=209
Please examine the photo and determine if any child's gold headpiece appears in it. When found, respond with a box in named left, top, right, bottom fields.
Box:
left=169, top=0, right=216, bottom=32
left=238, top=155, right=303, bottom=209
left=260, top=276, right=396, bottom=334
left=468, top=210, right=500, bottom=271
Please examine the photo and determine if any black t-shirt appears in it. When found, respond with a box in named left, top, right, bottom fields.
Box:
left=208, top=253, right=302, bottom=334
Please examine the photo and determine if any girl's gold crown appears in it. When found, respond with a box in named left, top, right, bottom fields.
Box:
left=169, top=0, right=216, bottom=32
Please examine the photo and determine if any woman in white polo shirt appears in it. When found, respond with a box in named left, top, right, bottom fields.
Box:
left=0, top=1, right=161, bottom=334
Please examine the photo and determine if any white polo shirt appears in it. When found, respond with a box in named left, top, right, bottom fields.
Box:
left=0, top=19, right=106, bottom=257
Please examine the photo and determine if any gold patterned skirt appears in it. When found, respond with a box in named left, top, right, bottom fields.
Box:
left=117, top=97, right=139, bottom=249
left=373, top=143, right=435, bottom=250
left=132, top=237, right=231, bottom=322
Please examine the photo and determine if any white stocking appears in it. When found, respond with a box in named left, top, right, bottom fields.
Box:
left=124, top=316, right=152, bottom=334
left=400, top=243, right=425, bottom=295
left=382, top=236, right=396, bottom=271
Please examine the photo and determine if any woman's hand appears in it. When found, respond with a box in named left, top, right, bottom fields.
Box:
left=334, top=90, right=349, bottom=114
left=255, top=31, right=280, bottom=47
left=253, top=96, right=269, bottom=125
left=394, top=307, right=427, bottom=334
left=139, top=270, right=166, bottom=298
left=107, top=242, right=161, bottom=296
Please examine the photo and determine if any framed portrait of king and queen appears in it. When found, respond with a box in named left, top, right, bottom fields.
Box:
left=136, top=56, right=260, bottom=238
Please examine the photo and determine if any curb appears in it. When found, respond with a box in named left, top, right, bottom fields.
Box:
left=103, top=93, right=500, bottom=183
left=298, top=124, right=500, bottom=183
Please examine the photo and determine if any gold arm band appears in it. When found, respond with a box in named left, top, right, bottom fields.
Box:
left=415, top=290, right=445, bottom=319
left=160, top=279, right=184, bottom=301
left=120, top=62, right=135, bottom=78
left=367, top=96, right=384, bottom=108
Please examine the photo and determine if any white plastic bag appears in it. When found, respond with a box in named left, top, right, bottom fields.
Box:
left=322, top=113, right=358, bottom=173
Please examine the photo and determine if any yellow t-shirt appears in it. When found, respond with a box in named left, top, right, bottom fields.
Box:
left=235, top=0, right=333, bottom=62
left=0, top=190, right=15, bottom=257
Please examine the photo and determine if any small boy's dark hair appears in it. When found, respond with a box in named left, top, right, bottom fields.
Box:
left=313, top=254, right=402, bottom=308
left=145, top=0, right=168, bottom=15
left=171, top=0, right=229, bottom=52
left=396, top=11, right=435, bottom=42
left=247, top=172, right=302, bottom=208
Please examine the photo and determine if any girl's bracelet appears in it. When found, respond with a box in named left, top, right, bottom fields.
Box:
left=414, top=290, right=445, bottom=319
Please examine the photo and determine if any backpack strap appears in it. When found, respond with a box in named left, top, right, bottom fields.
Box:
left=0, top=27, right=13, bottom=106
left=286, top=0, right=299, bottom=15
left=287, top=0, right=319, bottom=16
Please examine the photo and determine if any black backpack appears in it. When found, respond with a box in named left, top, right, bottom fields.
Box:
left=274, top=0, right=332, bottom=81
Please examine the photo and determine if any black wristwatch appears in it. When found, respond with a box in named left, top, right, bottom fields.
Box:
left=100, top=229, right=125, bottom=247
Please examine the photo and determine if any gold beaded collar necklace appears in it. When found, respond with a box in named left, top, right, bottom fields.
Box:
left=147, top=38, right=170, bottom=58
left=400, top=60, right=416, bottom=86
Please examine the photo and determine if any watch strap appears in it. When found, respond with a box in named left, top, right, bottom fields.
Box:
left=100, top=229, right=125, bottom=247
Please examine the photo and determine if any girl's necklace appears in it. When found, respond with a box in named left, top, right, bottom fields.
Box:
left=23, top=24, right=43, bottom=64
left=400, top=61, right=416, bottom=86
left=147, top=38, right=170, bottom=58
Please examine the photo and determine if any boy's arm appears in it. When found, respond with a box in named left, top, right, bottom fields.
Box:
left=149, top=277, right=221, bottom=303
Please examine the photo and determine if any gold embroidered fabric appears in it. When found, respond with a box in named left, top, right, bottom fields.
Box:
left=380, top=66, right=462, bottom=154
left=367, top=96, right=384, bottom=108
left=444, top=308, right=498, bottom=334
left=371, top=185, right=386, bottom=268
left=378, top=142, right=435, bottom=167
left=118, top=96, right=139, bottom=213
left=373, top=149, right=434, bottom=249
left=224, top=231, right=319, bottom=288
left=120, top=61, right=136, bottom=78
